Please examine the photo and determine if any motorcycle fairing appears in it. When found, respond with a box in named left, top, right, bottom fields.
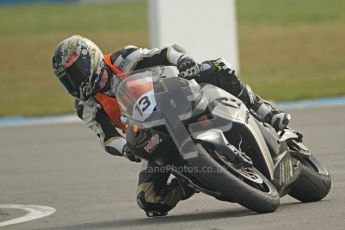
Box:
left=190, top=84, right=276, bottom=180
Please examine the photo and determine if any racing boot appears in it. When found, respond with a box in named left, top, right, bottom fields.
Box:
left=237, top=85, right=291, bottom=130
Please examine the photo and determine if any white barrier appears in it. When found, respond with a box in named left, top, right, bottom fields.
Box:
left=149, top=0, right=239, bottom=71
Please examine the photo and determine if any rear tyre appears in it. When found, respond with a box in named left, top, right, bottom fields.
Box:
left=289, top=155, right=331, bottom=202
left=187, top=143, right=280, bottom=213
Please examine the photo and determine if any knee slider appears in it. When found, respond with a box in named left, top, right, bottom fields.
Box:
left=136, top=191, right=172, bottom=213
left=136, top=191, right=147, bottom=210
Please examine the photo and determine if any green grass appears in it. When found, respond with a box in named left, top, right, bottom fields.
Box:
left=0, top=2, right=148, bottom=116
left=0, top=0, right=344, bottom=116
left=237, top=0, right=345, bottom=101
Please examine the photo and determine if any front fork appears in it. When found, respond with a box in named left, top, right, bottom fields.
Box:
left=195, top=129, right=254, bottom=167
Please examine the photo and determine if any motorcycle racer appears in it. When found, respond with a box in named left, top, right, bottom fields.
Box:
left=52, top=35, right=290, bottom=217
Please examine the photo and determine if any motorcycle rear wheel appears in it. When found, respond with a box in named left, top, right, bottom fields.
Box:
left=289, top=155, right=331, bottom=202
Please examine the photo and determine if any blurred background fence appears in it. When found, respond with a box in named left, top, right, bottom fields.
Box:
left=0, top=0, right=344, bottom=116
left=0, top=0, right=77, bottom=4
left=0, top=0, right=141, bottom=4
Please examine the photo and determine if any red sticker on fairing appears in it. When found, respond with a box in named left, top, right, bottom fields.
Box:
left=144, top=134, right=160, bottom=153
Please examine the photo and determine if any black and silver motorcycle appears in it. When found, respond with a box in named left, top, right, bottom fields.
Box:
left=116, top=66, right=331, bottom=213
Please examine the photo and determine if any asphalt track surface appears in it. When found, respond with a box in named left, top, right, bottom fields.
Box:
left=1, top=105, right=344, bottom=230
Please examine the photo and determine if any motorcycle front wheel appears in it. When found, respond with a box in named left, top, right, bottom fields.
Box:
left=186, top=143, right=280, bottom=213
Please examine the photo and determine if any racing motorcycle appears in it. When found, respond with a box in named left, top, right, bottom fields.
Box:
left=116, top=66, right=331, bottom=213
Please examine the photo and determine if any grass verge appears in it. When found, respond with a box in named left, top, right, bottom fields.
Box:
left=0, top=0, right=344, bottom=116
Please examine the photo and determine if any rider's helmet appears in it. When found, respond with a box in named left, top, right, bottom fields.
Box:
left=52, top=35, right=104, bottom=100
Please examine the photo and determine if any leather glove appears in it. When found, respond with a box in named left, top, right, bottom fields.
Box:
left=122, top=144, right=141, bottom=163
left=177, top=55, right=200, bottom=79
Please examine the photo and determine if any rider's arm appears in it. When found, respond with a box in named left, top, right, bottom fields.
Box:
left=110, top=44, right=200, bottom=79
left=110, top=44, right=187, bottom=72
left=75, top=99, right=125, bottom=157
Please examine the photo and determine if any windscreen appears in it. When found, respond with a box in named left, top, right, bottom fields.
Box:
left=116, top=66, right=204, bottom=159
left=116, top=66, right=176, bottom=123
left=116, top=66, right=201, bottom=125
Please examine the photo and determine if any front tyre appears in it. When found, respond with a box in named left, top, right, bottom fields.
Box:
left=289, top=155, right=331, bottom=202
left=187, top=143, right=280, bottom=213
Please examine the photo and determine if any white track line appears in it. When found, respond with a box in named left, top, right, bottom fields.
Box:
left=0, top=204, right=55, bottom=227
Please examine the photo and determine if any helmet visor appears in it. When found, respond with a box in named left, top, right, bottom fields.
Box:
left=57, top=53, right=91, bottom=98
